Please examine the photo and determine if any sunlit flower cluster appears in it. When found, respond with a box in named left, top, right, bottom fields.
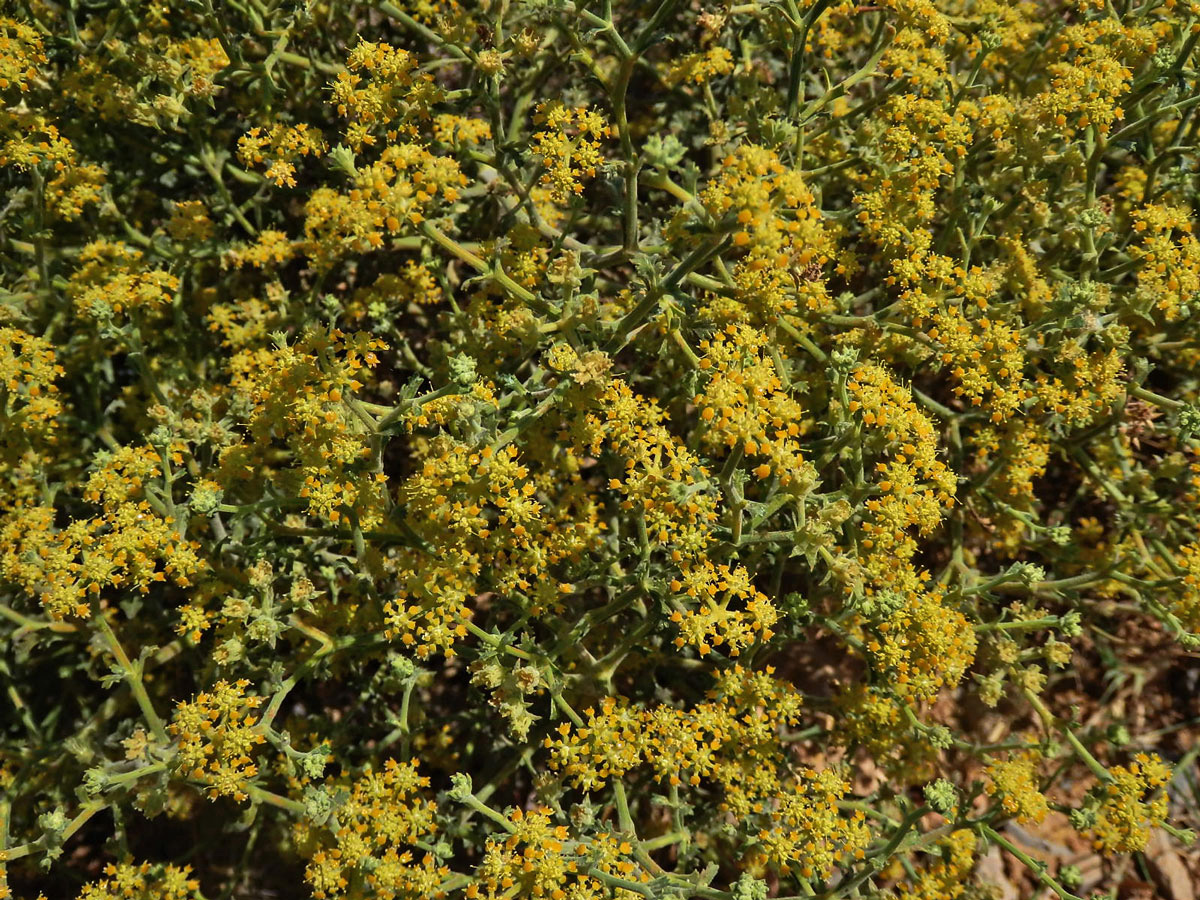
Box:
left=0, top=2, right=1197, bottom=898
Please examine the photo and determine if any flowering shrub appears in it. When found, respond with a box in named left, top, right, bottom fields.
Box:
left=1, top=2, right=1199, bottom=899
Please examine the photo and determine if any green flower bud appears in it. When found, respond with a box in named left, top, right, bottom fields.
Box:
left=733, top=873, right=768, bottom=900
left=1179, top=405, right=1200, bottom=440
left=447, top=772, right=474, bottom=803
left=39, top=808, right=68, bottom=842
left=388, top=653, right=416, bottom=679
left=189, top=482, right=224, bottom=516
left=83, top=767, right=109, bottom=796
left=1059, top=864, right=1082, bottom=889
left=448, top=353, right=478, bottom=387
left=303, top=786, right=336, bottom=825
left=924, top=778, right=958, bottom=814
left=927, top=725, right=955, bottom=750
left=1070, top=806, right=1098, bottom=831
left=298, top=745, right=329, bottom=781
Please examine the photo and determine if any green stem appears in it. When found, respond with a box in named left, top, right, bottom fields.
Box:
left=1, top=801, right=106, bottom=863
left=977, top=824, right=1084, bottom=900
left=1023, top=689, right=1111, bottom=783
left=377, top=1, right=469, bottom=58
left=640, top=830, right=688, bottom=851
left=465, top=620, right=535, bottom=661
left=94, top=613, right=170, bottom=744
left=976, top=616, right=1061, bottom=633
left=778, top=317, right=828, bottom=363
left=419, top=221, right=548, bottom=313
left=1128, top=383, right=1185, bottom=412
left=246, top=785, right=306, bottom=815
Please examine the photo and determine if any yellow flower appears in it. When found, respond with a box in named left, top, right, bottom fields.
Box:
left=530, top=102, right=611, bottom=203
left=1091, top=754, right=1173, bottom=854
left=169, top=679, right=267, bottom=803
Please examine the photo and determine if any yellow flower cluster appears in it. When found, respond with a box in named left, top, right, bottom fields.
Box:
left=303, top=144, right=465, bottom=268
left=432, top=114, right=492, bottom=148
left=971, top=422, right=1050, bottom=507
left=224, top=229, right=295, bottom=270
left=664, top=47, right=734, bottom=87
left=848, top=362, right=955, bottom=570
left=357, top=261, right=446, bottom=315
left=468, top=807, right=648, bottom=900
left=669, top=560, right=779, bottom=657
left=1031, top=17, right=1145, bottom=136
left=546, top=667, right=868, bottom=880
left=855, top=95, right=969, bottom=266
left=298, top=759, right=447, bottom=900
left=547, top=667, right=801, bottom=789
left=2, top=1, right=1197, bottom=896
left=1032, top=344, right=1125, bottom=427
left=573, top=377, right=718, bottom=561
left=67, top=240, right=179, bottom=321
left=165, top=200, right=214, bottom=244
left=403, top=380, right=497, bottom=433
left=238, top=123, right=326, bottom=188
left=218, top=329, right=388, bottom=527
left=0, top=18, right=44, bottom=92
left=384, top=438, right=602, bottom=657
left=63, top=28, right=228, bottom=129
left=530, top=102, right=611, bottom=204
left=169, top=679, right=267, bottom=803
left=834, top=685, right=936, bottom=781
left=1, top=445, right=204, bottom=619
left=1090, top=753, right=1173, bottom=854
left=75, top=861, right=200, bottom=900
left=896, top=829, right=977, bottom=900
left=985, top=751, right=1050, bottom=825
left=696, top=323, right=809, bottom=486
left=0, top=326, right=62, bottom=476
left=1176, top=542, right=1200, bottom=629
left=44, top=157, right=106, bottom=221
left=749, top=766, right=870, bottom=881
left=928, top=308, right=1029, bottom=423
left=689, top=146, right=838, bottom=326
left=1130, top=204, right=1200, bottom=322
left=332, top=41, right=438, bottom=147
left=862, top=587, right=977, bottom=701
